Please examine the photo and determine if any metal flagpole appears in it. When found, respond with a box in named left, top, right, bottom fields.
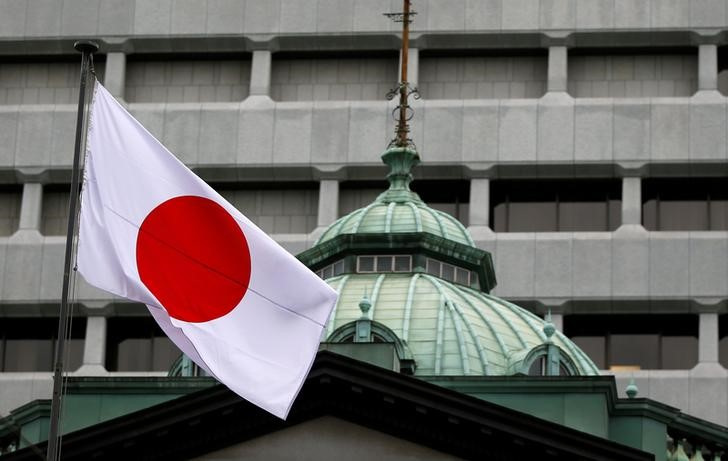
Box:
left=46, top=39, right=99, bottom=461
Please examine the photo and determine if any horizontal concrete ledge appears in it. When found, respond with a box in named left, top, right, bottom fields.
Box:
left=3, top=0, right=728, bottom=44
left=2, top=96, right=728, bottom=173
left=0, top=231, right=726, bottom=306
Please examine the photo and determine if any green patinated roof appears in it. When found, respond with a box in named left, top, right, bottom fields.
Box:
left=324, top=273, right=600, bottom=377
left=316, top=147, right=474, bottom=247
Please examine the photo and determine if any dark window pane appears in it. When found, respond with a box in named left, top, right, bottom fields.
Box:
left=609, top=334, right=660, bottom=370
left=608, top=199, right=621, bottom=230
left=559, top=202, right=607, bottom=231
left=442, top=263, right=455, bottom=281
left=4, top=339, right=54, bottom=372
left=643, top=199, right=658, bottom=230
left=571, top=336, right=606, bottom=369
left=322, top=265, right=333, bottom=279
left=661, top=336, right=698, bottom=369
left=455, top=268, right=469, bottom=285
left=117, top=338, right=152, bottom=371
left=659, top=201, right=709, bottom=231
left=107, top=316, right=171, bottom=372
left=358, top=256, right=374, bottom=272
left=152, top=337, right=180, bottom=371
left=710, top=200, right=728, bottom=230
left=376, top=256, right=392, bottom=272
left=0, top=317, right=85, bottom=372
left=394, top=256, right=410, bottom=272
left=528, top=357, right=545, bottom=376
left=426, top=259, right=440, bottom=276
left=721, top=337, right=728, bottom=368
left=333, top=260, right=345, bottom=275
left=508, top=202, right=557, bottom=232
left=493, top=203, right=508, bottom=232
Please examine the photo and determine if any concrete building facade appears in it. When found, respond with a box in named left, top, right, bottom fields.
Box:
left=0, top=0, right=727, bottom=429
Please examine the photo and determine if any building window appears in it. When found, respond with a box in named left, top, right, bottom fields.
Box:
left=271, top=52, right=398, bottom=101
left=357, top=255, right=412, bottom=273
left=719, top=315, right=728, bottom=369
left=316, top=260, right=345, bottom=279
left=125, top=55, right=251, bottom=103
left=491, top=179, right=621, bottom=232
left=41, top=185, right=71, bottom=236
left=642, top=178, right=728, bottom=231
left=564, top=314, right=698, bottom=370
left=106, top=317, right=179, bottom=372
left=425, top=258, right=474, bottom=286
left=0, top=186, right=22, bottom=236
left=527, top=356, right=571, bottom=376
left=0, top=317, right=85, bottom=372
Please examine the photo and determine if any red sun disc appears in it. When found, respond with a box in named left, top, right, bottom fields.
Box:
left=136, top=195, right=251, bottom=323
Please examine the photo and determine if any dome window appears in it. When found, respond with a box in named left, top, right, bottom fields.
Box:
left=356, top=255, right=412, bottom=273
left=315, top=259, right=345, bottom=279
left=426, top=258, right=474, bottom=286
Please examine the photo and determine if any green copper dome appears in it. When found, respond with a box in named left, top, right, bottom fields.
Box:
left=316, top=147, right=474, bottom=247
left=324, top=273, right=599, bottom=376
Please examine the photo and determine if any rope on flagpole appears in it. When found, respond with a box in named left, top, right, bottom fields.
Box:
left=46, top=39, right=98, bottom=461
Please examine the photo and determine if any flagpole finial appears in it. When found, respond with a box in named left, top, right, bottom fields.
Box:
left=74, top=40, right=99, bottom=54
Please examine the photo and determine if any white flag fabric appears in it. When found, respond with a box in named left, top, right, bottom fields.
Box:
left=77, top=82, right=338, bottom=419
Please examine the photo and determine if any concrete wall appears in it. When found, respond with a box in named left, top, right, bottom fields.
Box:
left=271, top=56, right=397, bottom=101
left=219, top=187, right=318, bottom=234
left=0, top=62, right=105, bottom=105
left=419, top=56, right=547, bottom=99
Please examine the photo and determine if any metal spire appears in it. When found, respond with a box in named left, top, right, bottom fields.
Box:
left=385, top=0, right=419, bottom=149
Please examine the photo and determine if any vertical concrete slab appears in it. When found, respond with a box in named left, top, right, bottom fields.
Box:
left=206, top=0, right=244, bottom=34
left=547, top=46, right=568, bottom=92
left=698, top=312, right=719, bottom=363
left=689, top=234, right=728, bottom=297
left=465, top=0, right=501, bottom=30
left=162, top=104, right=202, bottom=165
left=311, top=103, right=349, bottom=164
left=501, top=0, right=539, bottom=29
left=648, top=234, right=690, bottom=298
left=575, top=100, right=613, bottom=162
left=0, top=108, right=18, bottom=168
left=462, top=100, right=499, bottom=164
left=690, top=96, right=727, bottom=161
left=468, top=178, right=490, bottom=227
left=82, top=316, right=107, bottom=368
left=540, top=0, right=575, bottom=30
left=621, top=177, right=641, bottom=225
left=613, top=101, right=650, bottom=163
left=98, top=0, right=135, bottom=36
left=15, top=107, right=53, bottom=168
left=537, top=96, right=574, bottom=162
left=104, top=52, right=127, bottom=99
left=688, top=366, right=728, bottom=426
left=18, top=183, right=42, bottom=231
left=317, top=180, right=339, bottom=226
left=38, top=240, right=64, bottom=300
left=198, top=105, right=239, bottom=165
left=171, top=0, right=207, bottom=34
left=347, top=103, right=388, bottom=164
left=61, top=0, right=100, bottom=36
left=498, top=100, right=537, bottom=163
left=614, top=0, right=649, bottom=28
left=422, top=100, right=463, bottom=163
left=611, top=234, right=649, bottom=297
left=2, top=243, right=42, bottom=301
left=0, top=0, right=27, bottom=37
left=133, top=0, right=172, bottom=35
left=534, top=234, right=573, bottom=299
left=651, top=100, right=689, bottom=161
left=250, top=50, right=272, bottom=97
left=698, top=44, right=718, bottom=91
left=272, top=104, right=313, bottom=164
left=23, top=0, right=61, bottom=36
left=691, top=0, right=726, bottom=27
left=50, top=106, right=76, bottom=168
left=238, top=98, right=275, bottom=166
left=244, top=0, right=281, bottom=34
left=572, top=235, right=611, bottom=297
left=492, top=235, right=535, bottom=299
left=575, top=0, right=615, bottom=29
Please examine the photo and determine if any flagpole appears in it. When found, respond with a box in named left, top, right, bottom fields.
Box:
left=46, top=39, right=98, bottom=461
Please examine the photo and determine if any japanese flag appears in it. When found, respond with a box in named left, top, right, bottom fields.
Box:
left=77, top=82, right=337, bottom=419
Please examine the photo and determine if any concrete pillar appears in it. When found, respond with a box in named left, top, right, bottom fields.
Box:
left=547, top=46, right=568, bottom=93
left=399, top=47, right=419, bottom=87
left=18, top=183, right=42, bottom=231
left=468, top=178, right=490, bottom=228
left=249, top=50, right=272, bottom=96
left=104, top=52, right=127, bottom=99
left=81, top=316, right=107, bottom=371
left=621, top=177, right=642, bottom=226
left=698, top=44, right=718, bottom=91
left=550, top=313, right=564, bottom=332
left=317, top=180, right=339, bottom=227
left=699, top=312, right=719, bottom=363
